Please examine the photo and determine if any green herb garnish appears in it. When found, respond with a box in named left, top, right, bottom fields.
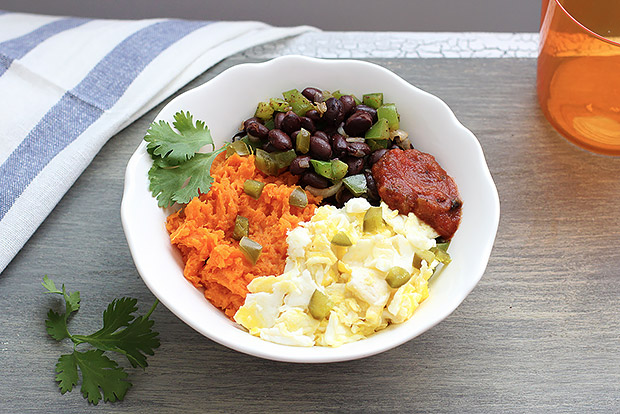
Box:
left=144, top=110, right=214, bottom=165
left=148, top=149, right=224, bottom=207
left=145, top=111, right=225, bottom=207
left=43, top=276, right=160, bottom=405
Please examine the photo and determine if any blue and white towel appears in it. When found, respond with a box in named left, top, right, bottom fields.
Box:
left=0, top=11, right=315, bottom=272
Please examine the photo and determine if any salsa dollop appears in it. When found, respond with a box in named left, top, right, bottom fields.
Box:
left=372, top=148, right=462, bottom=240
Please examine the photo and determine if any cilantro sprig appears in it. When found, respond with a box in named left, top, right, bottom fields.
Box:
left=43, top=276, right=160, bottom=405
left=145, top=110, right=225, bottom=207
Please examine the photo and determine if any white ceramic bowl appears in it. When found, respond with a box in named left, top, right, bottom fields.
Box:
left=121, top=55, right=500, bottom=363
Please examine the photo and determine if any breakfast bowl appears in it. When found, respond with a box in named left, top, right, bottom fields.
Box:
left=121, top=55, right=500, bottom=363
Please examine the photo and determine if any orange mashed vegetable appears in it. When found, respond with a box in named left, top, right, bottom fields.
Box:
left=166, top=152, right=319, bottom=318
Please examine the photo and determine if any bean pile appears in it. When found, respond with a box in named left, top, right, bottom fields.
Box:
left=235, top=87, right=412, bottom=206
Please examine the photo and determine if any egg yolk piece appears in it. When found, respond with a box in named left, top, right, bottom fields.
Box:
left=233, top=198, right=441, bottom=347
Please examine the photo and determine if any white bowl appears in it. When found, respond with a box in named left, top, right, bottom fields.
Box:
left=121, top=55, right=500, bottom=363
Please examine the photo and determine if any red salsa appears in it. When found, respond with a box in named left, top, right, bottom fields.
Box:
left=372, top=149, right=462, bottom=240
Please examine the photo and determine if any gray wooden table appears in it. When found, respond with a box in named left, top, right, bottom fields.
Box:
left=1, top=56, right=619, bottom=413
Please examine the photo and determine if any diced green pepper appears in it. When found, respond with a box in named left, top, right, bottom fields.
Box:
left=272, top=149, right=297, bottom=169
left=311, top=159, right=349, bottom=181
left=255, top=149, right=295, bottom=175
left=430, top=244, right=452, bottom=265
left=269, top=98, right=290, bottom=113
left=331, top=159, right=348, bottom=181
left=331, top=231, right=352, bottom=247
left=311, top=159, right=333, bottom=179
left=362, top=93, right=383, bottom=109
left=342, top=174, right=367, bottom=196
left=240, top=135, right=260, bottom=153
left=282, top=89, right=314, bottom=116
left=365, top=118, right=390, bottom=140
left=239, top=236, right=262, bottom=265
left=385, top=266, right=412, bottom=288
left=226, top=140, right=251, bottom=158
left=296, top=128, right=311, bottom=154
left=289, top=187, right=308, bottom=208
left=254, top=101, right=274, bottom=121
left=366, top=139, right=390, bottom=152
left=435, top=241, right=451, bottom=252
left=363, top=206, right=384, bottom=232
left=254, top=149, right=278, bottom=176
left=232, top=215, right=249, bottom=241
left=377, top=103, right=400, bottom=129
left=308, top=290, right=333, bottom=320
left=243, top=179, right=266, bottom=199
left=413, top=250, right=436, bottom=269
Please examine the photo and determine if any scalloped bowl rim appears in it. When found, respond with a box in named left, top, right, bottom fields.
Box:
left=121, top=55, right=500, bottom=363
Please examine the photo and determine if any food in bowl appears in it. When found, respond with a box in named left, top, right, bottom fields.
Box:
left=165, top=153, right=320, bottom=318
left=144, top=86, right=462, bottom=347
left=234, top=198, right=445, bottom=347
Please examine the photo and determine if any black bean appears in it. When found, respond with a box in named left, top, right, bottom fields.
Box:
left=305, top=109, right=321, bottom=123
left=301, top=171, right=330, bottom=188
left=243, top=117, right=262, bottom=130
left=313, top=130, right=329, bottom=143
left=335, top=187, right=354, bottom=206
left=268, top=129, right=293, bottom=151
left=245, top=121, right=269, bottom=139
left=299, top=116, right=316, bottom=134
left=274, top=112, right=286, bottom=130
left=339, top=95, right=356, bottom=117
left=302, top=87, right=324, bottom=103
left=368, top=148, right=389, bottom=165
left=344, top=156, right=364, bottom=176
left=344, top=110, right=374, bottom=136
left=354, top=104, right=378, bottom=122
left=365, top=170, right=379, bottom=200
left=263, top=141, right=277, bottom=152
left=322, top=124, right=340, bottom=136
left=281, top=111, right=301, bottom=134
left=347, top=141, right=371, bottom=158
left=331, top=133, right=348, bottom=158
left=290, top=129, right=301, bottom=142
left=324, top=97, right=344, bottom=125
left=310, top=135, right=332, bottom=160
left=289, top=155, right=312, bottom=175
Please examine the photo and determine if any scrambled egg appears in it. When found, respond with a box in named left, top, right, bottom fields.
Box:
left=234, top=198, right=440, bottom=347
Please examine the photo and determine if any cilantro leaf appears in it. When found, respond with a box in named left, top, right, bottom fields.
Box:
left=43, top=277, right=80, bottom=341
left=74, top=297, right=160, bottom=369
left=99, top=297, right=138, bottom=335
left=144, top=111, right=214, bottom=166
left=148, top=147, right=226, bottom=207
left=72, top=350, right=131, bottom=405
left=64, top=288, right=81, bottom=315
left=43, top=275, right=62, bottom=294
left=99, top=315, right=159, bottom=369
left=46, top=309, right=70, bottom=341
left=55, top=353, right=79, bottom=394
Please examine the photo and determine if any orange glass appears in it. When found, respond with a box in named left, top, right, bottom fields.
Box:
left=537, top=0, right=620, bottom=155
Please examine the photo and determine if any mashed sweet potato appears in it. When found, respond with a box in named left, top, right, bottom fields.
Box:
left=166, top=152, right=319, bottom=318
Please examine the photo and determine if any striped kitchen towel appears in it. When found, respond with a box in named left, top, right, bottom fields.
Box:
left=0, top=11, right=315, bottom=272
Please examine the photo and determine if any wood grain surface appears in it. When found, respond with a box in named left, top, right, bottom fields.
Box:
left=1, top=56, right=619, bottom=413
